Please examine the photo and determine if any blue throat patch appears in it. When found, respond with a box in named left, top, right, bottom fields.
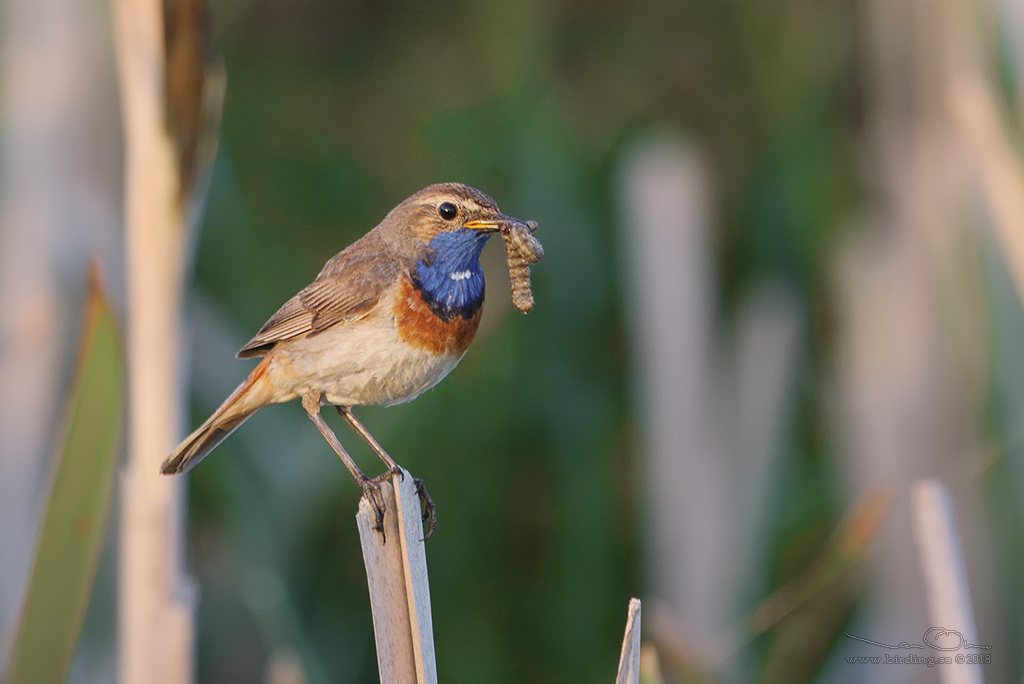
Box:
left=414, top=228, right=490, bottom=321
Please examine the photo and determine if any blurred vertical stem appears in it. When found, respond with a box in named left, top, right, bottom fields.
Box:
left=112, top=0, right=220, bottom=680
left=950, top=76, right=1024, bottom=308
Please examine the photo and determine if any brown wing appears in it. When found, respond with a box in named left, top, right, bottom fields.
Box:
left=236, top=248, right=404, bottom=359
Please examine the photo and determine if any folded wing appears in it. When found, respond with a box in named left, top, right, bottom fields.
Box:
left=237, top=247, right=404, bottom=359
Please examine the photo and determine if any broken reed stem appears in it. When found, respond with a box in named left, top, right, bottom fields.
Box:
left=615, top=598, right=642, bottom=684
left=911, top=480, right=984, bottom=684
left=357, top=469, right=437, bottom=684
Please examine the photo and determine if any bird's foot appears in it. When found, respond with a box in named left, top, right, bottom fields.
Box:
left=359, top=477, right=388, bottom=543
left=368, top=468, right=435, bottom=538
left=414, top=478, right=437, bottom=539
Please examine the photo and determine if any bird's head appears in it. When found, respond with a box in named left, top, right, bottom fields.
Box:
left=379, top=183, right=530, bottom=317
left=381, top=182, right=529, bottom=246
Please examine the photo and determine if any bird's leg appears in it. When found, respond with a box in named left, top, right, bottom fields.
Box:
left=302, top=392, right=386, bottom=537
left=337, top=406, right=437, bottom=538
left=336, top=406, right=401, bottom=475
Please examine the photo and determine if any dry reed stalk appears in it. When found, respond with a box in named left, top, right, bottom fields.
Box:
left=949, top=77, right=1024, bottom=308
left=112, top=0, right=196, bottom=681
left=912, top=480, right=985, bottom=684
left=356, top=470, right=437, bottom=684
left=615, top=598, right=642, bottom=684
left=618, top=137, right=730, bottom=660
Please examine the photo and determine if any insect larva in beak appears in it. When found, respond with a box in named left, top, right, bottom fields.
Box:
left=501, top=222, right=544, bottom=313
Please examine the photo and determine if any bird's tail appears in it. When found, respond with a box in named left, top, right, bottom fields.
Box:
left=161, top=355, right=273, bottom=475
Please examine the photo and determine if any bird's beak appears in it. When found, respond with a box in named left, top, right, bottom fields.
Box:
left=463, top=214, right=528, bottom=233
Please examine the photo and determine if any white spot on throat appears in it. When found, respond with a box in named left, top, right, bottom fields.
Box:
left=450, top=269, right=473, bottom=281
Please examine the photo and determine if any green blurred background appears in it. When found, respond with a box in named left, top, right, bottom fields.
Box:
left=165, top=0, right=1024, bottom=682
left=3, top=0, right=1024, bottom=682
left=190, top=2, right=855, bottom=681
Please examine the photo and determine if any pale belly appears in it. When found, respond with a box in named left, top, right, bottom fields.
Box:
left=261, top=315, right=465, bottom=407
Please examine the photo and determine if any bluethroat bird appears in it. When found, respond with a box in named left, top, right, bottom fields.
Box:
left=161, top=183, right=540, bottom=536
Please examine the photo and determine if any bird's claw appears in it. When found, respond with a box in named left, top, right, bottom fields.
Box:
left=360, top=478, right=388, bottom=543
left=414, top=478, right=437, bottom=539
left=362, top=470, right=435, bottom=540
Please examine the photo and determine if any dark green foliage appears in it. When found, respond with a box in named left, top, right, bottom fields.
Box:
left=188, top=1, right=864, bottom=682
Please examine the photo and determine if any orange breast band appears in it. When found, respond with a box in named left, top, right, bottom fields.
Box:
left=394, top=276, right=482, bottom=355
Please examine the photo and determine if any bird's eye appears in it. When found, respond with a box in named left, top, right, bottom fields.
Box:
left=438, top=202, right=458, bottom=220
